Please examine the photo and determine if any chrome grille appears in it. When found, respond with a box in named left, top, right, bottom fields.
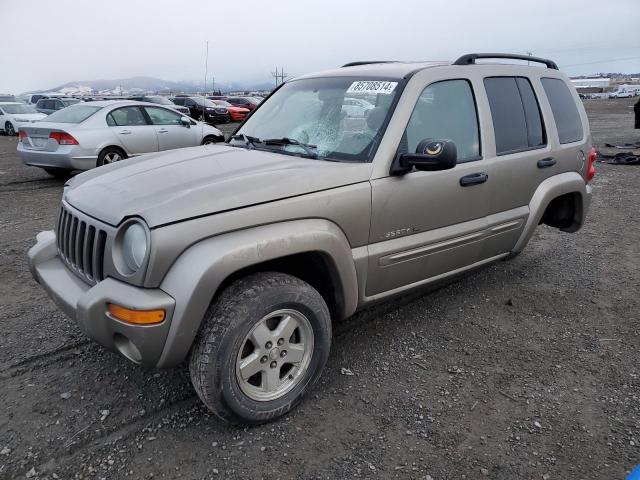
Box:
left=56, top=205, right=107, bottom=284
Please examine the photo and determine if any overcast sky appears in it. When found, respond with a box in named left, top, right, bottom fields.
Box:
left=2, top=0, right=639, bottom=93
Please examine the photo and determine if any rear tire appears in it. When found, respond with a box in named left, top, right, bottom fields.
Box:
left=5, top=122, right=15, bottom=136
left=97, top=147, right=127, bottom=167
left=43, top=167, right=71, bottom=178
left=189, top=272, right=331, bottom=425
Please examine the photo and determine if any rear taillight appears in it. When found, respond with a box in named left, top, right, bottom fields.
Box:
left=49, top=131, right=79, bottom=145
left=18, top=130, right=26, bottom=143
left=586, top=147, right=596, bottom=183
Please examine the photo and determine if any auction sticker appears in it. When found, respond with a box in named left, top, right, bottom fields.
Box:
left=346, top=81, right=397, bottom=95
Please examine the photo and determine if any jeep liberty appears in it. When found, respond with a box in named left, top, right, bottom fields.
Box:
left=28, top=53, right=595, bottom=424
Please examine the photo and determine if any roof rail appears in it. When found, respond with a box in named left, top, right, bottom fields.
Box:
left=453, top=53, right=558, bottom=70
left=341, top=61, right=397, bottom=68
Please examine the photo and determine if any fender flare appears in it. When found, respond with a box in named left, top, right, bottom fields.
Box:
left=512, top=171, right=591, bottom=253
left=155, top=219, right=359, bottom=367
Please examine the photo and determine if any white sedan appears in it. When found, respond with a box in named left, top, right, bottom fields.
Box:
left=0, top=102, right=47, bottom=136
left=17, top=100, right=224, bottom=177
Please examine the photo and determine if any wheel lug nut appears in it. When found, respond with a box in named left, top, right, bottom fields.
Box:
left=280, top=350, right=287, bottom=357
left=277, top=338, right=284, bottom=346
left=260, top=356, right=268, bottom=363
left=265, top=341, right=273, bottom=349
left=270, top=361, right=277, bottom=368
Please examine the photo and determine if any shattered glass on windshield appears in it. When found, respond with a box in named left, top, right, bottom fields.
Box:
left=232, top=77, right=401, bottom=162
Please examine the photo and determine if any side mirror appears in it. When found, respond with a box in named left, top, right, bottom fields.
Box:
left=398, top=139, right=457, bottom=172
left=180, top=116, right=191, bottom=127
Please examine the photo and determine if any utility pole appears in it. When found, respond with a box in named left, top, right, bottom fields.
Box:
left=271, top=66, right=288, bottom=87
left=525, top=51, right=533, bottom=66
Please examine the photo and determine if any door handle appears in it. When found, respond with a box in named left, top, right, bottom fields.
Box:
left=460, top=172, right=488, bottom=187
left=157, top=128, right=169, bottom=133
left=119, top=130, right=131, bottom=135
left=537, top=157, right=556, bottom=168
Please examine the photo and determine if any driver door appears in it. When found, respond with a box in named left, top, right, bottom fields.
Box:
left=366, top=79, right=492, bottom=297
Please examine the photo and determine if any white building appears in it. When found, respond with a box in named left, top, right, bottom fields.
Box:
left=570, top=78, right=611, bottom=88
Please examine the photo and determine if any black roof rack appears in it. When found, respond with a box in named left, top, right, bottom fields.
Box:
left=453, top=53, right=558, bottom=70
left=341, top=61, right=397, bottom=68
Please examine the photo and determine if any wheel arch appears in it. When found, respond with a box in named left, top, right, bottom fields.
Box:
left=512, top=171, right=592, bottom=254
left=155, top=219, right=359, bottom=368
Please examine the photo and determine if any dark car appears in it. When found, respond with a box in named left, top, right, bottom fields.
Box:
left=128, top=95, right=191, bottom=116
left=35, top=97, right=81, bottom=115
left=225, top=96, right=261, bottom=111
left=171, top=96, right=229, bottom=124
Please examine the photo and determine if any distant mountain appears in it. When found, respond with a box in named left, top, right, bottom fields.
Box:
left=26, top=76, right=275, bottom=95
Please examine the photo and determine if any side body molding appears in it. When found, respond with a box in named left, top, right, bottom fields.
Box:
left=156, top=219, right=359, bottom=367
left=512, top=171, right=591, bottom=253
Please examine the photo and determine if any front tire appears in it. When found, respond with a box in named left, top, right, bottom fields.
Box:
left=189, top=272, right=331, bottom=425
left=5, top=122, right=15, bottom=136
left=202, top=135, right=221, bottom=145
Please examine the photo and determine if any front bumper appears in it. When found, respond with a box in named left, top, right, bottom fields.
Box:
left=28, top=231, right=175, bottom=367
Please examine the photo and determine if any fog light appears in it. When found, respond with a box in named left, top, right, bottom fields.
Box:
left=107, top=304, right=165, bottom=325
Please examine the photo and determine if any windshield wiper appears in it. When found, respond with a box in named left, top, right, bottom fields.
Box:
left=263, top=137, right=318, bottom=159
left=230, top=134, right=261, bottom=150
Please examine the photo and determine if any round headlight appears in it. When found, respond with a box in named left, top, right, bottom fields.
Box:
left=122, top=222, right=148, bottom=272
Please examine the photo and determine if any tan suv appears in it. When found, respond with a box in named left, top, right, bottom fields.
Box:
left=28, top=53, right=595, bottom=424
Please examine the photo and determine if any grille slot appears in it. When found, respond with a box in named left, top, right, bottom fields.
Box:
left=56, top=205, right=107, bottom=284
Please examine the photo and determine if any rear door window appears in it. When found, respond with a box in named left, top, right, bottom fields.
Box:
left=484, top=77, right=546, bottom=155
left=541, top=78, right=583, bottom=144
left=109, top=107, right=148, bottom=126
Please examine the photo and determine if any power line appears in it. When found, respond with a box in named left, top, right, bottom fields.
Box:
left=562, top=56, right=640, bottom=68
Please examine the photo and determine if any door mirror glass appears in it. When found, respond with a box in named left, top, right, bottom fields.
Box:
left=399, top=139, right=457, bottom=171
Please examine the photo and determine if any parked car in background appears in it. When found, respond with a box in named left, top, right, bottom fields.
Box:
left=17, top=100, right=224, bottom=177
left=35, top=97, right=82, bottom=115
left=207, top=98, right=250, bottom=122
left=341, top=97, right=374, bottom=117
left=21, top=93, right=50, bottom=104
left=0, top=102, right=47, bottom=136
left=128, top=95, right=191, bottom=116
left=171, top=96, right=230, bottom=124
left=0, top=94, right=17, bottom=102
left=225, top=96, right=261, bottom=111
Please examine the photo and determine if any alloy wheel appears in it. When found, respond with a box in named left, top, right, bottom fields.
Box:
left=235, top=309, right=314, bottom=402
left=103, top=152, right=122, bottom=164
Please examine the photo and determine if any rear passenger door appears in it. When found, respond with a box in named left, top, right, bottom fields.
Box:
left=480, top=76, right=554, bottom=257
left=106, top=106, right=158, bottom=155
left=144, top=106, right=198, bottom=150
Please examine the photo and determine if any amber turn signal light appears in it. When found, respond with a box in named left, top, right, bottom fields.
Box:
left=107, top=304, right=165, bottom=325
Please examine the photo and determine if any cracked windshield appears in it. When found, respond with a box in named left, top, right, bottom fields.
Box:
left=233, top=77, right=400, bottom=161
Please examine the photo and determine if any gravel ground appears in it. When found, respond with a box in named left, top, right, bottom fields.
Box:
left=1, top=99, right=639, bottom=480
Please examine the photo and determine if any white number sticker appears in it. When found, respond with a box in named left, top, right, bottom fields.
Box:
left=346, top=81, right=398, bottom=95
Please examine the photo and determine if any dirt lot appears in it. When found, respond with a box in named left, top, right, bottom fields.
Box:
left=1, top=99, right=639, bottom=480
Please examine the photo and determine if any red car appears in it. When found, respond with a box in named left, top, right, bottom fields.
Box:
left=225, top=96, right=261, bottom=111
left=209, top=99, right=250, bottom=122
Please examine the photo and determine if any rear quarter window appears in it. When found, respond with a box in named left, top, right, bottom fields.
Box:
left=541, top=78, right=583, bottom=144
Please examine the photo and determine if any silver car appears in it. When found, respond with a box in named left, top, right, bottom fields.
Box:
left=17, top=100, right=224, bottom=177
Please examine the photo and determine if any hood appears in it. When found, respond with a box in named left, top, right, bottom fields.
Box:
left=65, top=145, right=372, bottom=227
